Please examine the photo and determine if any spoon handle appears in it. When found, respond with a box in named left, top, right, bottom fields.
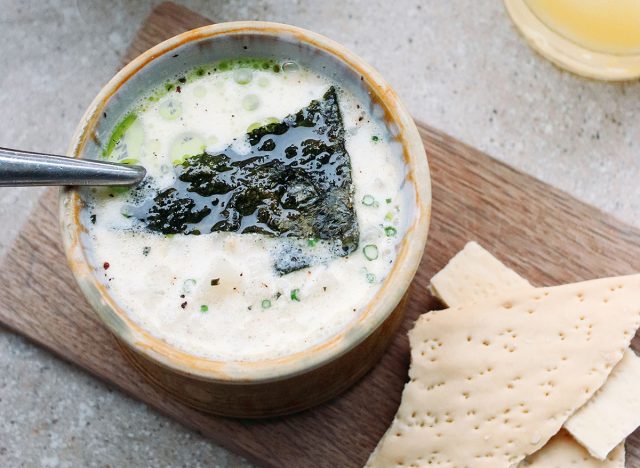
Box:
left=0, top=147, right=146, bottom=187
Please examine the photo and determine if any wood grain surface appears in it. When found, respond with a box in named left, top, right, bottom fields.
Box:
left=1, top=3, right=638, bottom=467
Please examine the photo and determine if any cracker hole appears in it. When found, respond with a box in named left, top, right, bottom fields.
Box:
left=467, top=336, right=472, bottom=342
left=482, top=339, right=491, bottom=346
left=502, top=302, right=513, bottom=309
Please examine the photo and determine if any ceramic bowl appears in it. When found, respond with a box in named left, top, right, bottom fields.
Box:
left=59, top=22, right=431, bottom=418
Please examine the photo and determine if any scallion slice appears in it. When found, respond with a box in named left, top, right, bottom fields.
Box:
left=183, top=278, right=196, bottom=293
left=291, top=289, right=301, bottom=302
left=362, top=195, right=375, bottom=206
left=363, top=244, right=379, bottom=261
left=261, top=299, right=272, bottom=309
left=384, top=226, right=397, bottom=237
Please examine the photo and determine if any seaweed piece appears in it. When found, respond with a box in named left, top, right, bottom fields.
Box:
left=139, top=87, right=359, bottom=273
left=145, top=188, right=211, bottom=234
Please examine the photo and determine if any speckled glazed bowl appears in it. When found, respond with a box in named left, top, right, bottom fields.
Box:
left=60, top=22, right=431, bottom=418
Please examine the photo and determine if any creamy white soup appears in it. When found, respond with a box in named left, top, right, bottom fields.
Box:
left=84, top=59, right=412, bottom=361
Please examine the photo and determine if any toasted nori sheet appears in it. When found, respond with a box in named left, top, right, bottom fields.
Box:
left=140, top=87, right=359, bottom=274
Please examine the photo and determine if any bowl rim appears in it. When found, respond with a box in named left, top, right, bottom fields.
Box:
left=59, top=21, right=431, bottom=384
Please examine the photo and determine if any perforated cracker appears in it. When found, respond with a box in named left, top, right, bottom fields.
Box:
left=565, top=347, right=640, bottom=460
left=428, top=241, right=531, bottom=306
left=521, top=429, right=624, bottom=468
left=431, top=241, right=634, bottom=461
left=366, top=275, right=640, bottom=467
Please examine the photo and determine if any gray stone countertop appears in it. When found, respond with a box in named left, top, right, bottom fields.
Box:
left=1, top=0, right=638, bottom=466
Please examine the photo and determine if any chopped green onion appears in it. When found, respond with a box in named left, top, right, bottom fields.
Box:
left=372, top=135, right=380, bottom=142
left=385, top=198, right=392, bottom=204
left=247, top=117, right=279, bottom=133
left=261, top=299, right=272, bottom=309
left=200, top=305, right=208, bottom=313
left=242, top=94, right=260, bottom=111
left=363, top=244, right=379, bottom=261
left=362, top=195, right=375, bottom=206
left=385, top=212, right=394, bottom=221
left=119, top=158, right=139, bottom=165
left=103, top=113, right=137, bottom=158
left=183, top=278, right=196, bottom=293
left=159, top=99, right=182, bottom=120
left=291, top=289, right=301, bottom=302
left=308, top=238, right=318, bottom=247
left=247, top=122, right=262, bottom=132
left=108, top=186, right=129, bottom=197
left=366, top=273, right=376, bottom=283
left=384, top=226, right=397, bottom=237
left=282, top=61, right=300, bottom=73
left=233, top=68, right=253, bottom=85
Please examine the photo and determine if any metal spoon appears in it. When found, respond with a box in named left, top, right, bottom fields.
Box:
left=0, top=147, right=146, bottom=187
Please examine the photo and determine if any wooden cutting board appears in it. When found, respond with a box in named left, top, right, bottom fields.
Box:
left=1, top=3, right=639, bottom=467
